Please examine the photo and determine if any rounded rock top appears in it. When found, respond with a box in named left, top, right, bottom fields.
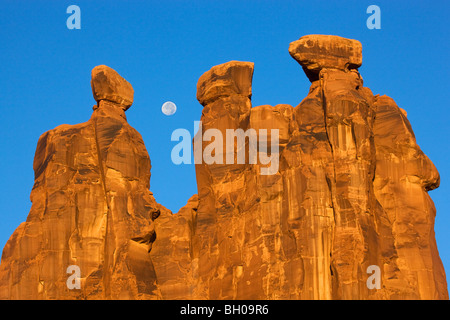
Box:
left=91, top=65, right=134, bottom=110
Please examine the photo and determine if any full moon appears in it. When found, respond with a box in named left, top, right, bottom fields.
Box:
left=162, top=101, right=177, bottom=116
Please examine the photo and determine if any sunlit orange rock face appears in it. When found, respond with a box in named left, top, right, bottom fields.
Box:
left=0, top=35, right=448, bottom=300
left=0, top=65, right=168, bottom=299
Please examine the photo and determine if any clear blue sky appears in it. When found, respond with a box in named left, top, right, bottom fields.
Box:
left=0, top=0, right=449, bottom=288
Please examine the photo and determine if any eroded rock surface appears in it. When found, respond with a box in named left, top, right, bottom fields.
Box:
left=0, top=35, right=447, bottom=300
left=91, top=65, right=134, bottom=110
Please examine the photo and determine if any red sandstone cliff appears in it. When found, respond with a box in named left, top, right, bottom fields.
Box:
left=0, top=35, right=447, bottom=300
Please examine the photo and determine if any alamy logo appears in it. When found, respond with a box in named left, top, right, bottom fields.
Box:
left=171, top=121, right=280, bottom=175
left=66, top=265, right=81, bottom=289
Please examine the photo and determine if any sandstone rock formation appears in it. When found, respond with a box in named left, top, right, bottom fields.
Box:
left=0, top=65, right=168, bottom=299
left=0, top=35, right=447, bottom=300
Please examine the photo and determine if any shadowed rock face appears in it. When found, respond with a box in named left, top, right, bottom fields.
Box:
left=0, top=35, right=447, bottom=300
